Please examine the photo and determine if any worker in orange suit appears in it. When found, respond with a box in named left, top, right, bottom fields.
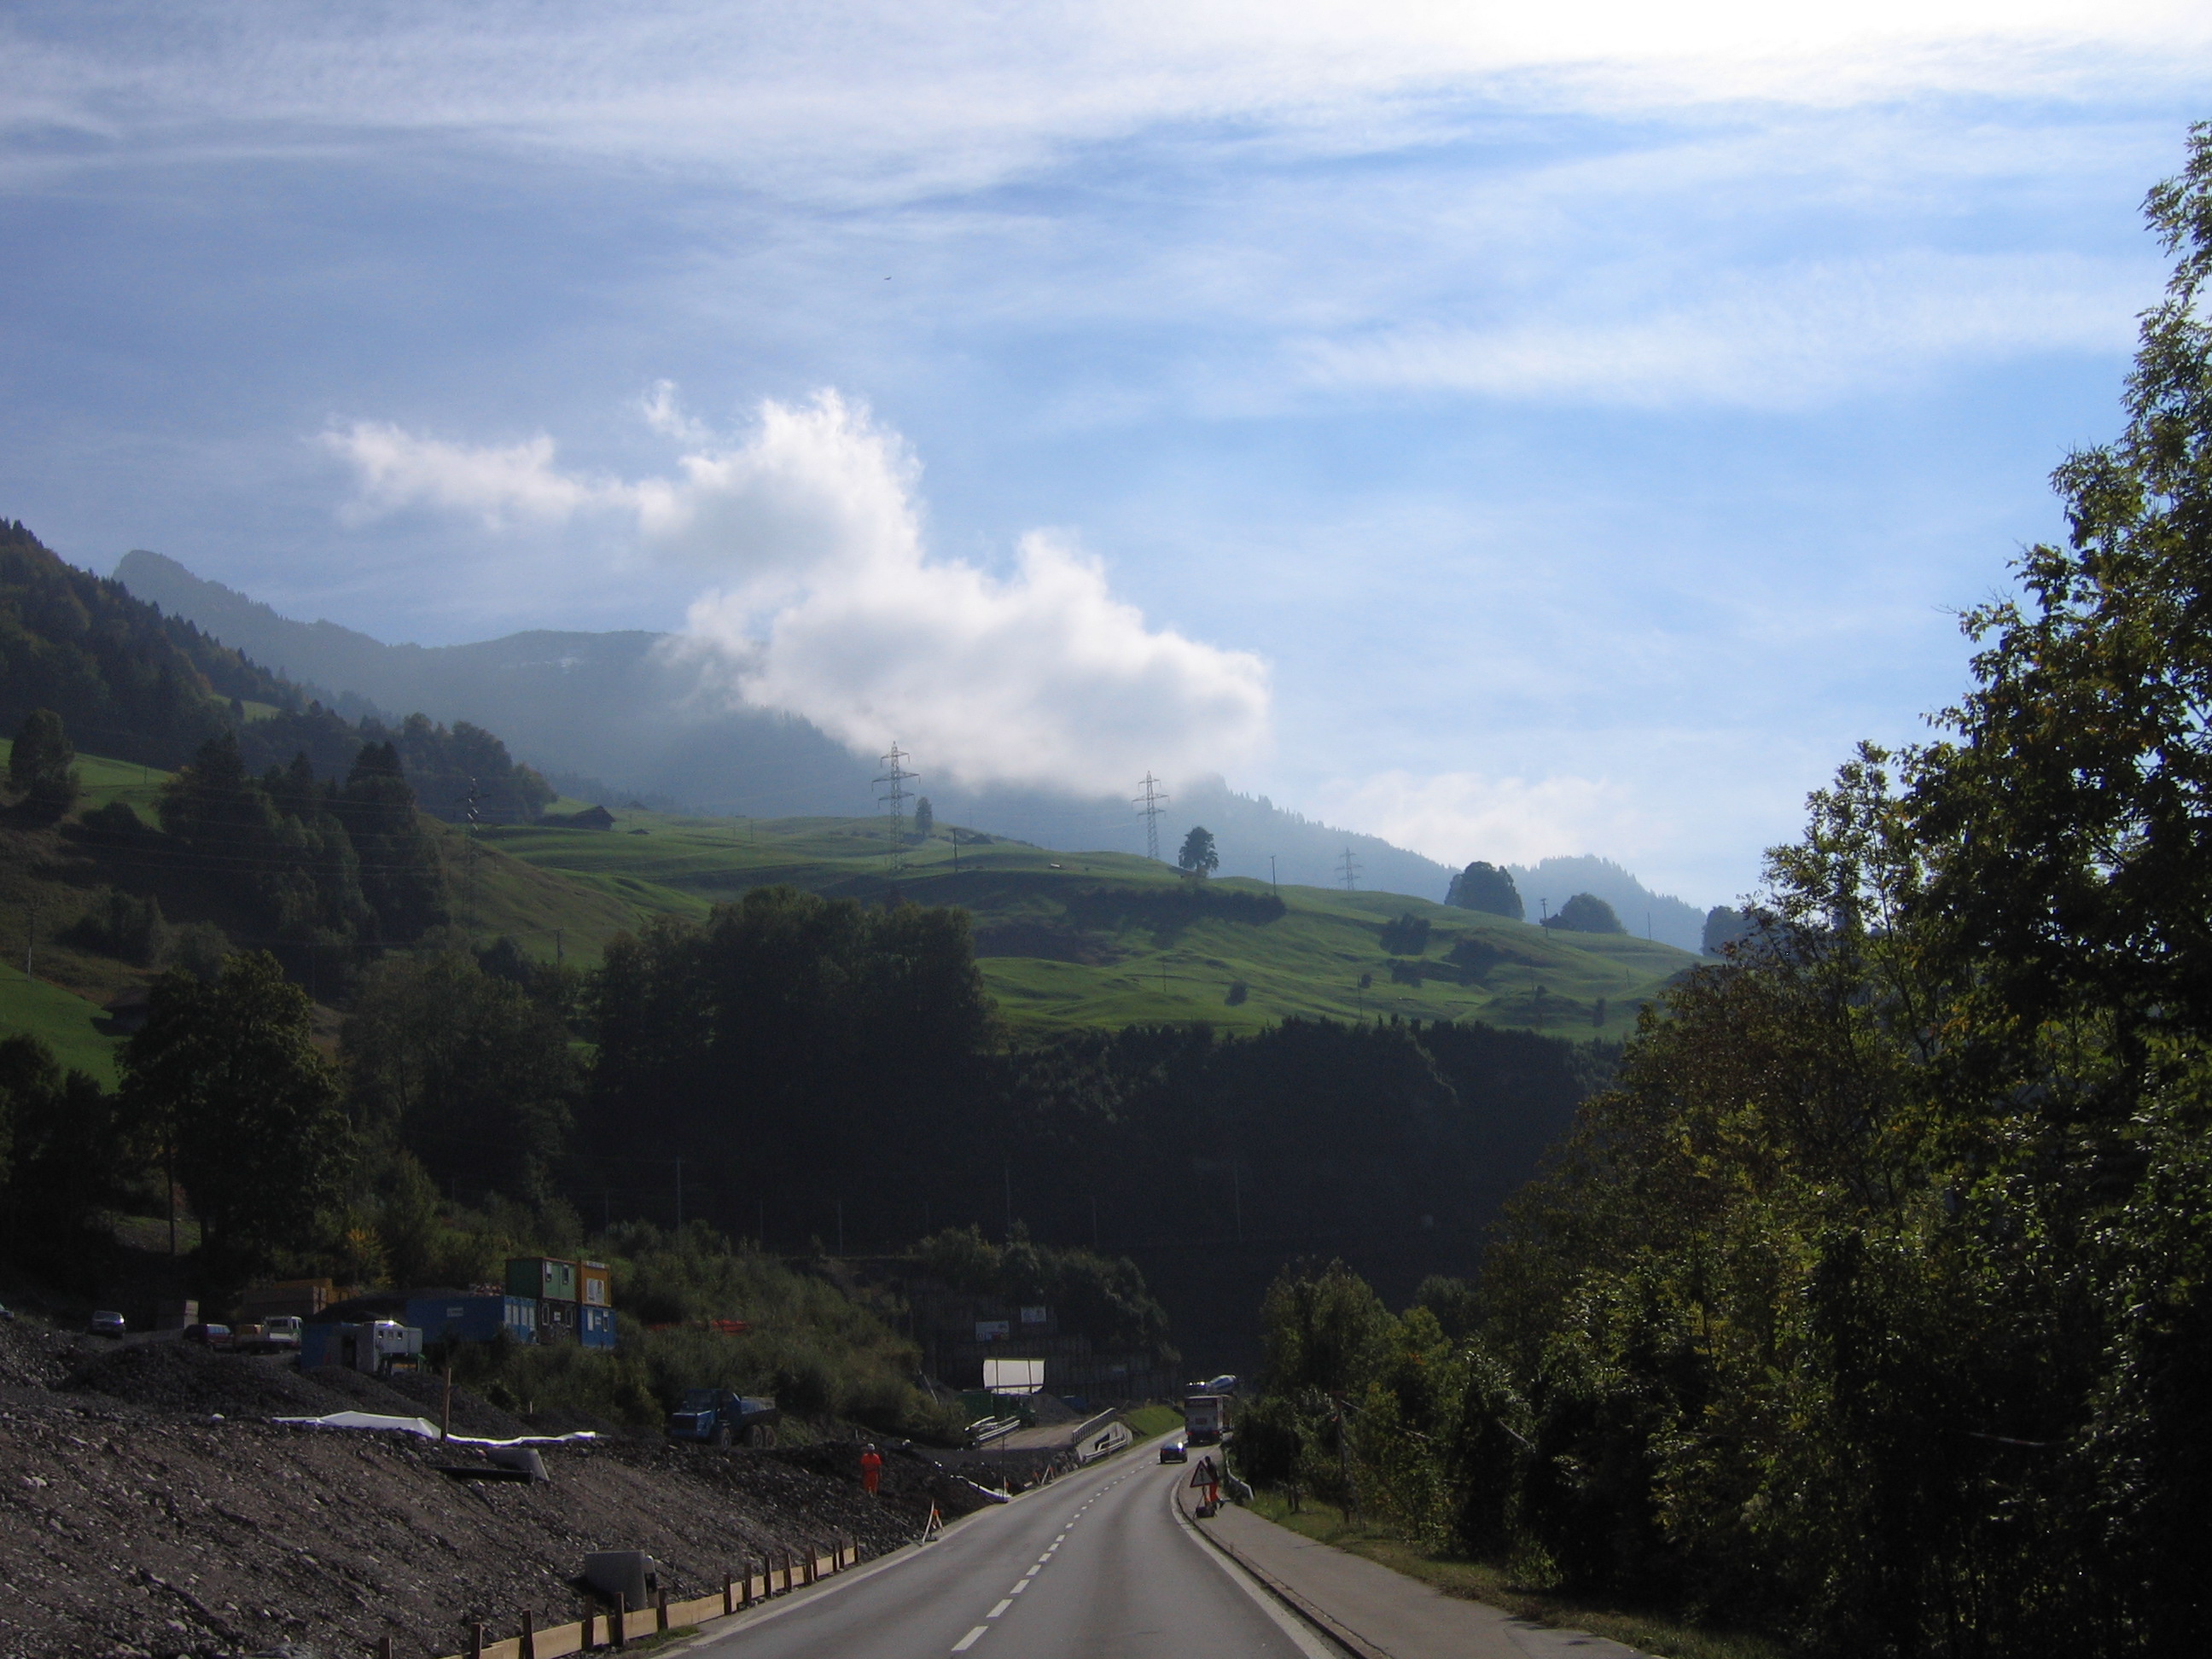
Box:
left=860, top=1444, right=882, bottom=1496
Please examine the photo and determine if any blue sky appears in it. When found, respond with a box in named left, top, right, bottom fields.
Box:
left=2, top=3, right=2207, bottom=905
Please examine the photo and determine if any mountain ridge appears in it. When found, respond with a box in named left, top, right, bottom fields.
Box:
left=113, top=550, right=1713, bottom=948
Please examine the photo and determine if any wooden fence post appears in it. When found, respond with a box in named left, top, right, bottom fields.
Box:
left=521, top=1609, right=535, bottom=1659
left=612, top=1593, right=627, bottom=1651
left=655, top=1589, right=668, bottom=1633
left=378, top=1639, right=393, bottom=1659
left=723, top=1570, right=733, bottom=1616
left=581, top=1605, right=595, bottom=1651
left=469, top=1624, right=484, bottom=1659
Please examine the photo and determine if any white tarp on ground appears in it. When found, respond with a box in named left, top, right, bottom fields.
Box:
left=271, top=1410, right=597, bottom=1448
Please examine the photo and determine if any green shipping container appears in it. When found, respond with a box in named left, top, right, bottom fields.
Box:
left=505, top=1256, right=578, bottom=1302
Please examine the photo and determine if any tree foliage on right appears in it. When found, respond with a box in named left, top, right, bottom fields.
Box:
left=1233, top=128, right=2212, bottom=1657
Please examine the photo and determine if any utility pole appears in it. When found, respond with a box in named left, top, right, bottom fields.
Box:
left=875, top=742, right=918, bottom=874
left=463, top=777, right=481, bottom=940
left=1540, top=897, right=1550, bottom=928
left=1269, top=855, right=1277, bottom=893
left=1133, top=773, right=1170, bottom=862
left=1338, top=847, right=1361, bottom=892
left=22, top=898, right=36, bottom=979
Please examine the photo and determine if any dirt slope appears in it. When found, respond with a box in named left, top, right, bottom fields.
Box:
left=0, top=1322, right=988, bottom=1659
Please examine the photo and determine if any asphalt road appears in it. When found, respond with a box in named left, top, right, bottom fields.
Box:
left=698, top=1455, right=1332, bottom=1659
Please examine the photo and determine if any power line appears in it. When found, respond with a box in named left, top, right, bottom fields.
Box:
left=1132, top=772, right=1170, bottom=862
left=873, top=742, right=918, bottom=875
left=1338, top=846, right=1362, bottom=892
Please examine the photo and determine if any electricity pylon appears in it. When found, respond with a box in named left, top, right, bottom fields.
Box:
left=1133, top=772, right=1170, bottom=862
left=875, top=742, right=919, bottom=874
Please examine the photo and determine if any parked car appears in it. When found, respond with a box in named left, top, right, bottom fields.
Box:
left=1159, top=1436, right=1187, bottom=1464
left=182, top=1323, right=234, bottom=1349
left=0, top=1301, right=15, bottom=1322
left=88, top=1310, right=126, bottom=1337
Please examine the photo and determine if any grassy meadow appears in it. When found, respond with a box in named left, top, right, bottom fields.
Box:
left=481, top=807, right=1697, bottom=1038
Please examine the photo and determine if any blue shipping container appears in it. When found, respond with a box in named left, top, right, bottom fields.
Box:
left=405, top=1295, right=538, bottom=1346
left=580, top=1304, right=618, bottom=1351
left=299, top=1323, right=340, bottom=1369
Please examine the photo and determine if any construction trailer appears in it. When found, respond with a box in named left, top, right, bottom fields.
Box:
left=405, top=1294, right=539, bottom=1347
left=580, top=1304, right=618, bottom=1350
left=578, top=1260, right=612, bottom=1308
left=300, top=1319, right=422, bottom=1375
left=507, top=1256, right=578, bottom=1302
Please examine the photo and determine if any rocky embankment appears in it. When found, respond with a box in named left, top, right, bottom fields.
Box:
left=0, top=1319, right=987, bottom=1658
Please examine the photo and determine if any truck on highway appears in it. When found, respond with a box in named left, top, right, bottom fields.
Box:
left=667, top=1388, right=782, bottom=1447
left=1183, top=1394, right=1227, bottom=1445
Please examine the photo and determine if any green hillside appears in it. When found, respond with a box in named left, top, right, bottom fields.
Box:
left=0, top=963, right=121, bottom=1086
left=480, top=810, right=1697, bottom=1037
left=0, top=738, right=1693, bottom=1041
left=0, top=744, right=648, bottom=1051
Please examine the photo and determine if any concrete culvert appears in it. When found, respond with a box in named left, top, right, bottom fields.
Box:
left=487, top=1447, right=549, bottom=1482
left=584, top=1551, right=658, bottom=1610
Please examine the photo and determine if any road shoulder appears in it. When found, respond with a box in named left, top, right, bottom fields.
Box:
left=1175, top=1483, right=1646, bottom=1659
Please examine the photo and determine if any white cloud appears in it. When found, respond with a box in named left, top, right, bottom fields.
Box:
left=325, top=389, right=1272, bottom=793
left=1324, top=768, right=1640, bottom=870
left=6, top=3, right=2208, bottom=206
left=1300, top=251, right=2145, bottom=409
left=321, top=422, right=619, bottom=527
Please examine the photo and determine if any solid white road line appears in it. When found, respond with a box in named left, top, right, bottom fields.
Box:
left=1167, top=1475, right=1339, bottom=1659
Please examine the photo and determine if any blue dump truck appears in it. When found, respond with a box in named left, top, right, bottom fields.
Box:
left=666, top=1388, right=782, bottom=1447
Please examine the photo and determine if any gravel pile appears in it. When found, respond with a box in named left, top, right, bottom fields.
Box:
left=62, top=1340, right=349, bottom=1418
left=0, top=1398, right=996, bottom=1659
left=0, top=1317, right=1008, bottom=1659
left=358, top=1367, right=531, bottom=1439
left=0, top=1316, right=90, bottom=1391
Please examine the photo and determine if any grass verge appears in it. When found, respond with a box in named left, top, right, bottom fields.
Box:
left=1121, top=1403, right=1184, bottom=1440
left=1241, top=1492, right=1783, bottom=1659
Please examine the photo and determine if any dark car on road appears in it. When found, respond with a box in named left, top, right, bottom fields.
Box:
left=88, top=1310, right=126, bottom=1337
left=1159, top=1436, right=1187, bottom=1463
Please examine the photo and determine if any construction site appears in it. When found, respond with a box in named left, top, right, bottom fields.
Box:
left=0, top=1305, right=1167, bottom=1658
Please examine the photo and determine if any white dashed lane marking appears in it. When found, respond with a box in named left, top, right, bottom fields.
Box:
left=952, top=1627, right=988, bottom=1653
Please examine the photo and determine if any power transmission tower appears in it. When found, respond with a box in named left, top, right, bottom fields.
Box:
left=875, top=742, right=919, bottom=873
left=1338, top=846, right=1362, bottom=892
left=1133, top=772, right=1170, bottom=861
left=464, top=777, right=481, bottom=938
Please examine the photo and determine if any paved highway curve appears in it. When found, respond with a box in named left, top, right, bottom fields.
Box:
left=697, top=1457, right=1333, bottom=1659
